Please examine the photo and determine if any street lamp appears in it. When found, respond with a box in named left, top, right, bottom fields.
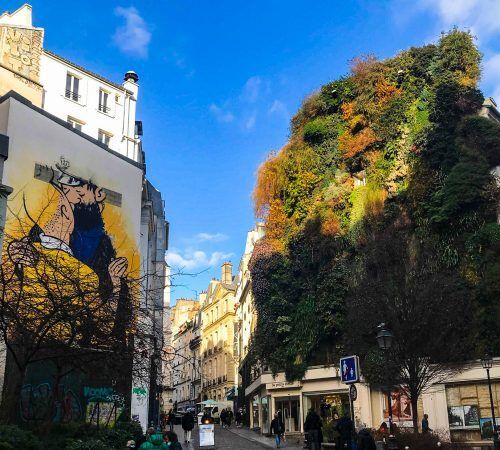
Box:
left=377, top=323, right=394, bottom=437
left=481, top=354, right=499, bottom=450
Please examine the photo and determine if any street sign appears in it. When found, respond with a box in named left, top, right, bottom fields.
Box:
left=349, top=384, right=358, bottom=401
left=340, top=355, right=360, bottom=384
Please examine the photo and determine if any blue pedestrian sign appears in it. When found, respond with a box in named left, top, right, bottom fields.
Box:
left=340, top=355, right=360, bottom=384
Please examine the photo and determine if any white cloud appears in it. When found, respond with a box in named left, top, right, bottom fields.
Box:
left=268, top=99, right=289, bottom=119
left=483, top=54, right=500, bottom=101
left=166, top=249, right=233, bottom=270
left=243, top=113, right=257, bottom=131
left=209, top=103, right=235, bottom=123
left=113, top=6, right=152, bottom=58
left=240, top=76, right=262, bottom=103
left=195, top=232, right=228, bottom=243
left=405, top=0, right=500, bottom=40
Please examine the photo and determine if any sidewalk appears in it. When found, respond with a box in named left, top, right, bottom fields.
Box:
left=226, top=426, right=303, bottom=449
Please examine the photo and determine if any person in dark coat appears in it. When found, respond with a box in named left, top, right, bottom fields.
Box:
left=167, top=410, right=175, bottom=431
left=220, top=409, right=227, bottom=428
left=270, top=413, right=285, bottom=448
left=304, top=409, right=323, bottom=450
left=336, top=413, right=354, bottom=450
left=422, top=414, right=432, bottom=433
left=181, top=411, right=195, bottom=443
left=226, top=408, right=234, bottom=428
left=357, top=428, right=377, bottom=450
left=235, top=409, right=243, bottom=427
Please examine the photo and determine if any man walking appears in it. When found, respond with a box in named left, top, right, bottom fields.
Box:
left=181, top=411, right=195, bottom=443
left=304, top=408, right=323, bottom=450
left=271, top=413, right=285, bottom=448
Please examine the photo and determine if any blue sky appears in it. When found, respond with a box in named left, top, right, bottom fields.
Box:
left=7, top=0, right=500, bottom=303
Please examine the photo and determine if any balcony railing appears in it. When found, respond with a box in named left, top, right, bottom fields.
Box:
left=65, top=90, right=81, bottom=101
left=98, top=104, right=111, bottom=113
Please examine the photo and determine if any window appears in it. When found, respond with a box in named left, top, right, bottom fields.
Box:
left=99, top=89, right=110, bottom=113
left=67, top=116, right=84, bottom=131
left=98, top=130, right=111, bottom=147
left=65, top=73, right=80, bottom=101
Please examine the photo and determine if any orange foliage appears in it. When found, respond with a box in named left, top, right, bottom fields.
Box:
left=341, top=101, right=355, bottom=120
left=253, top=152, right=283, bottom=218
left=339, top=127, right=377, bottom=159
left=321, top=214, right=341, bottom=236
left=375, top=81, right=401, bottom=107
left=265, top=199, right=288, bottom=252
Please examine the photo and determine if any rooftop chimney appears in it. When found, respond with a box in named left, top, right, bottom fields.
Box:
left=124, top=70, right=139, bottom=83
left=221, top=261, right=232, bottom=285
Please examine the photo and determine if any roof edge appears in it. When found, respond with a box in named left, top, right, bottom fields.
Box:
left=0, top=90, right=144, bottom=171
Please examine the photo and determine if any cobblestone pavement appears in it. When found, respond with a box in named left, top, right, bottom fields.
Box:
left=171, top=424, right=303, bottom=450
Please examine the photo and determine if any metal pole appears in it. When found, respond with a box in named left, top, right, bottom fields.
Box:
left=486, top=368, right=500, bottom=449
left=387, top=390, right=393, bottom=435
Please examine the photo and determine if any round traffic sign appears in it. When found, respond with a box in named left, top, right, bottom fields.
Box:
left=349, top=384, right=358, bottom=401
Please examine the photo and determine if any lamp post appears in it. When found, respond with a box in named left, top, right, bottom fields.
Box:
left=481, top=354, right=499, bottom=450
left=377, top=323, right=394, bottom=436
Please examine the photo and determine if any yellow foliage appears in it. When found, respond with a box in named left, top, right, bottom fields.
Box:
left=375, top=81, right=401, bottom=107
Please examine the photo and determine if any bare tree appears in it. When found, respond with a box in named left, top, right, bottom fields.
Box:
left=345, top=225, right=474, bottom=433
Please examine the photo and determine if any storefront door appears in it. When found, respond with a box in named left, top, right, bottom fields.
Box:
left=275, top=397, right=300, bottom=432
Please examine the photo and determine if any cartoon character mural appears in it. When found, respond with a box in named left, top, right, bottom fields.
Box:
left=4, top=159, right=133, bottom=344
left=1, top=156, right=139, bottom=422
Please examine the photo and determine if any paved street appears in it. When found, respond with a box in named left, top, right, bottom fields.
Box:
left=171, top=424, right=303, bottom=450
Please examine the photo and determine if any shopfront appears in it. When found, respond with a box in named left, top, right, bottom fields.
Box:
left=275, top=396, right=301, bottom=433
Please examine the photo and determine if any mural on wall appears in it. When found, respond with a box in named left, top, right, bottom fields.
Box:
left=4, top=157, right=135, bottom=346
left=20, top=382, right=82, bottom=423
left=1, top=155, right=139, bottom=422
left=84, top=385, right=125, bottom=427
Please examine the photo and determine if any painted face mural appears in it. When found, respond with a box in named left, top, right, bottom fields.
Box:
left=3, top=160, right=133, bottom=346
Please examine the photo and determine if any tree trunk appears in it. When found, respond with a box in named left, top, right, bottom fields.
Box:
left=411, top=394, right=419, bottom=433
left=0, top=361, right=25, bottom=423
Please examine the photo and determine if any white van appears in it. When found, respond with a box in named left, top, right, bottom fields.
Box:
left=197, top=401, right=233, bottom=424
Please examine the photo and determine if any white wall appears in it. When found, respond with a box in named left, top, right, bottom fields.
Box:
left=40, top=52, right=140, bottom=161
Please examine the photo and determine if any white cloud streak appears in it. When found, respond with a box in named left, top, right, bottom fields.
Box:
left=166, top=249, right=233, bottom=270
left=113, top=6, right=152, bottom=58
left=195, top=232, right=228, bottom=243
left=209, top=104, right=235, bottom=123
left=240, top=76, right=262, bottom=103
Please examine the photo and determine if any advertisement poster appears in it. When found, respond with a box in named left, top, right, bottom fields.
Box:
left=199, top=424, right=215, bottom=447
left=383, top=390, right=412, bottom=422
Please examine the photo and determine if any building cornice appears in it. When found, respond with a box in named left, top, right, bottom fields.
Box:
left=0, top=91, right=144, bottom=170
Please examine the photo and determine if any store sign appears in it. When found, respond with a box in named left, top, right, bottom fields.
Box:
left=267, top=381, right=302, bottom=390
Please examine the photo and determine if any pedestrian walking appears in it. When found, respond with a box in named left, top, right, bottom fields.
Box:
left=235, top=408, right=243, bottom=427
left=167, top=409, right=175, bottom=432
left=271, top=413, right=285, bottom=448
left=357, top=428, right=377, bottom=450
left=163, top=431, right=182, bottom=450
left=181, top=411, right=195, bottom=443
left=304, top=408, right=323, bottom=450
left=336, top=412, right=353, bottom=449
left=422, top=414, right=433, bottom=433
left=220, top=409, right=227, bottom=428
left=226, top=408, right=234, bottom=428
